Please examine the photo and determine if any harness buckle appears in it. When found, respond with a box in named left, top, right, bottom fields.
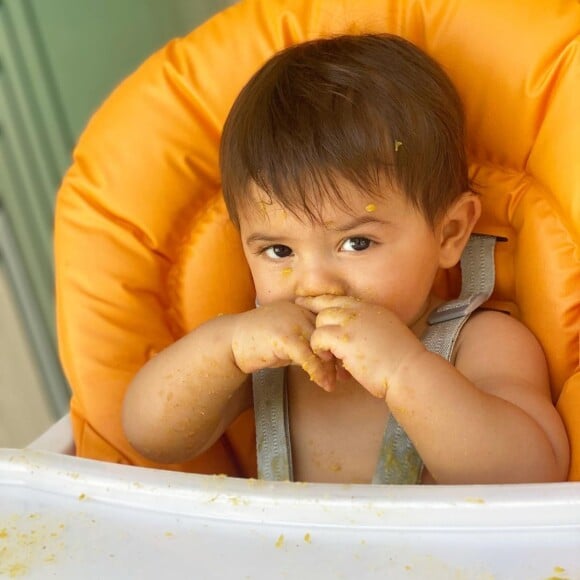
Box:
left=427, top=292, right=489, bottom=325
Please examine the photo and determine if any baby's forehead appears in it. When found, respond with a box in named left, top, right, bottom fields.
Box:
left=241, top=180, right=398, bottom=225
left=241, top=194, right=379, bottom=229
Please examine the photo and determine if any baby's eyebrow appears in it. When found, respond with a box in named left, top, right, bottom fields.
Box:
left=244, top=233, right=285, bottom=245
left=328, top=215, right=389, bottom=232
left=244, top=216, right=389, bottom=244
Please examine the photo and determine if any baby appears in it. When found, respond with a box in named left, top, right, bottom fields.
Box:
left=123, top=34, right=569, bottom=484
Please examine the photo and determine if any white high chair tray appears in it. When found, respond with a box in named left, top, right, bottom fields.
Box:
left=1, top=447, right=579, bottom=579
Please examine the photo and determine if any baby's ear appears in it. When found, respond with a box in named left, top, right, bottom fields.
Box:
left=437, top=193, right=482, bottom=269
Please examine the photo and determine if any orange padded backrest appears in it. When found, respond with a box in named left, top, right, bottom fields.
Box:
left=54, top=0, right=580, bottom=478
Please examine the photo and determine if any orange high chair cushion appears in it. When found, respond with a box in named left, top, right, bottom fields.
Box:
left=54, top=0, right=580, bottom=478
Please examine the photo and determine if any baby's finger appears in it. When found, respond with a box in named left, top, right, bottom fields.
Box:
left=296, top=294, right=359, bottom=314
left=301, top=354, right=337, bottom=392
left=310, top=324, right=351, bottom=361
left=316, top=348, right=334, bottom=362
left=336, top=362, right=352, bottom=382
left=315, top=306, right=358, bottom=328
left=280, top=336, right=336, bottom=392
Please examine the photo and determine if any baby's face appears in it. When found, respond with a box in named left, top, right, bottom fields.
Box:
left=239, top=181, right=446, bottom=327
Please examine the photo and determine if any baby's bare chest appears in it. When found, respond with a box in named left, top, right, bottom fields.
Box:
left=287, top=368, right=390, bottom=483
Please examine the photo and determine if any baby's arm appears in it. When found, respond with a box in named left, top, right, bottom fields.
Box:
left=122, top=313, right=249, bottom=464
left=123, top=301, right=334, bottom=463
left=301, top=295, right=569, bottom=484
left=405, top=310, right=570, bottom=484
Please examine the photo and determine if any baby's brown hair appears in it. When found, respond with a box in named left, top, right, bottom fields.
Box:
left=220, top=34, right=469, bottom=227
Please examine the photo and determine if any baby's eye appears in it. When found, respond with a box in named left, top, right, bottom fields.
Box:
left=264, top=244, right=293, bottom=259
left=340, top=237, right=372, bottom=252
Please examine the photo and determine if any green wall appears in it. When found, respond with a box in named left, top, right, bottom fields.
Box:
left=31, top=0, right=235, bottom=140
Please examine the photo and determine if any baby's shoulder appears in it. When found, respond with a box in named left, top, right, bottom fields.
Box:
left=454, top=309, right=549, bottom=384
left=459, top=308, right=536, bottom=345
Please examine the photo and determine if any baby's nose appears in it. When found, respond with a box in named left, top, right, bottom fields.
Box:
left=294, top=263, right=346, bottom=298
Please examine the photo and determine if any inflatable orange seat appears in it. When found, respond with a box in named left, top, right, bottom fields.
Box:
left=54, top=0, right=580, bottom=479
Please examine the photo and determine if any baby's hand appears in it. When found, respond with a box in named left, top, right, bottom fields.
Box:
left=231, top=301, right=336, bottom=391
left=297, top=295, right=425, bottom=399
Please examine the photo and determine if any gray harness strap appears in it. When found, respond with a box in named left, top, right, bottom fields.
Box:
left=253, top=366, right=293, bottom=481
left=254, top=234, right=497, bottom=483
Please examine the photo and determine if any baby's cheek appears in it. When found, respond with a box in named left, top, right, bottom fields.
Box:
left=254, top=283, right=294, bottom=306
